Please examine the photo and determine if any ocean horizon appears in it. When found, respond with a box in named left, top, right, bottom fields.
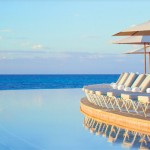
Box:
left=0, top=74, right=119, bottom=90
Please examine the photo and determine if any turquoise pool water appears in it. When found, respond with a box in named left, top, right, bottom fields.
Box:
left=0, top=89, right=139, bottom=150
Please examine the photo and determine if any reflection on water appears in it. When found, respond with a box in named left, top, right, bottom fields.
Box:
left=83, top=115, right=150, bottom=150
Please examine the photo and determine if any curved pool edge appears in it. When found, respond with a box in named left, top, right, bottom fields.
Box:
left=80, top=97, right=150, bottom=135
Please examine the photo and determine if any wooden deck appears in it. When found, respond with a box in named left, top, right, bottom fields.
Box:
left=80, top=97, right=150, bottom=135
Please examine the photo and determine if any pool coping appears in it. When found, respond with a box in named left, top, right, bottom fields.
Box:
left=80, top=97, right=150, bottom=135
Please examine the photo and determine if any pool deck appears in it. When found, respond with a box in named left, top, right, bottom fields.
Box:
left=80, top=97, right=150, bottom=135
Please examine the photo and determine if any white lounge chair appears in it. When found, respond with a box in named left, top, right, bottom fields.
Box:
left=93, top=73, right=140, bottom=110
left=85, top=73, right=131, bottom=108
left=138, top=95, right=150, bottom=117
left=119, top=75, right=150, bottom=114
left=107, top=73, right=146, bottom=98
left=102, top=74, right=147, bottom=112
left=83, top=72, right=128, bottom=92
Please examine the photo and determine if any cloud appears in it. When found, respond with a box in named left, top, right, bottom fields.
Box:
left=32, top=44, right=43, bottom=49
left=32, top=44, right=50, bottom=50
left=78, top=53, right=105, bottom=60
left=0, top=51, right=134, bottom=61
left=0, top=51, right=103, bottom=60
left=0, top=52, right=144, bottom=74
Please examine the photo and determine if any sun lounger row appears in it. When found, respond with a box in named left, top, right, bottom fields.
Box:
left=82, top=72, right=150, bottom=117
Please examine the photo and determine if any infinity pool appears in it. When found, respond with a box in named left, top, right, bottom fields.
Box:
left=0, top=89, right=137, bottom=150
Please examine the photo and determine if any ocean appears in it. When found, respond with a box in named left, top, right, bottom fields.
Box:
left=0, top=74, right=119, bottom=90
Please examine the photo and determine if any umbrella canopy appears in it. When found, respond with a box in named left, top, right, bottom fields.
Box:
left=124, top=46, right=150, bottom=54
left=113, top=36, right=150, bottom=45
left=113, top=36, right=150, bottom=73
left=124, top=46, right=150, bottom=73
left=113, top=20, right=150, bottom=36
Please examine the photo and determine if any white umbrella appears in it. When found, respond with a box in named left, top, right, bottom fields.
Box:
left=113, top=36, right=150, bottom=73
left=124, top=46, right=150, bottom=73
left=124, top=46, right=150, bottom=54
left=113, top=36, right=150, bottom=44
left=113, top=20, right=150, bottom=36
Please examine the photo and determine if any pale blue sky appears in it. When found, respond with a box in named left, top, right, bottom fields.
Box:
left=0, top=0, right=150, bottom=74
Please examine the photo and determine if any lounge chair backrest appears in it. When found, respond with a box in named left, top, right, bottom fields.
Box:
left=139, top=75, right=150, bottom=92
left=118, top=72, right=129, bottom=85
left=124, top=73, right=138, bottom=87
left=131, top=74, right=146, bottom=88
left=116, top=72, right=125, bottom=84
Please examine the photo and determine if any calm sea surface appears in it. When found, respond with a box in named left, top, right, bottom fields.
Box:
left=0, top=74, right=119, bottom=90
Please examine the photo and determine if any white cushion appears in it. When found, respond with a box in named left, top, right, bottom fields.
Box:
left=124, top=87, right=132, bottom=91
left=146, top=88, right=150, bottom=93
left=132, top=87, right=141, bottom=92
left=118, top=85, right=125, bottom=90
left=112, top=84, right=118, bottom=89
left=110, top=82, right=116, bottom=87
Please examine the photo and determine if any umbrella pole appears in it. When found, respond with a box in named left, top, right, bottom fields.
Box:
left=144, top=43, right=147, bottom=74
left=149, top=52, right=150, bottom=73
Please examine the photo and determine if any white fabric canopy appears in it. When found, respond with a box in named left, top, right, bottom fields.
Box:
left=113, top=20, right=150, bottom=36
left=113, top=36, right=150, bottom=73
left=124, top=46, right=150, bottom=73
left=124, top=46, right=150, bottom=54
left=113, top=36, right=150, bottom=44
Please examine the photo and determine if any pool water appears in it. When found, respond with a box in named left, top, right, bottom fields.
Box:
left=0, top=89, right=137, bottom=150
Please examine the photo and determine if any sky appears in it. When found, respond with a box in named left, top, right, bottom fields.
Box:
left=0, top=0, right=150, bottom=74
